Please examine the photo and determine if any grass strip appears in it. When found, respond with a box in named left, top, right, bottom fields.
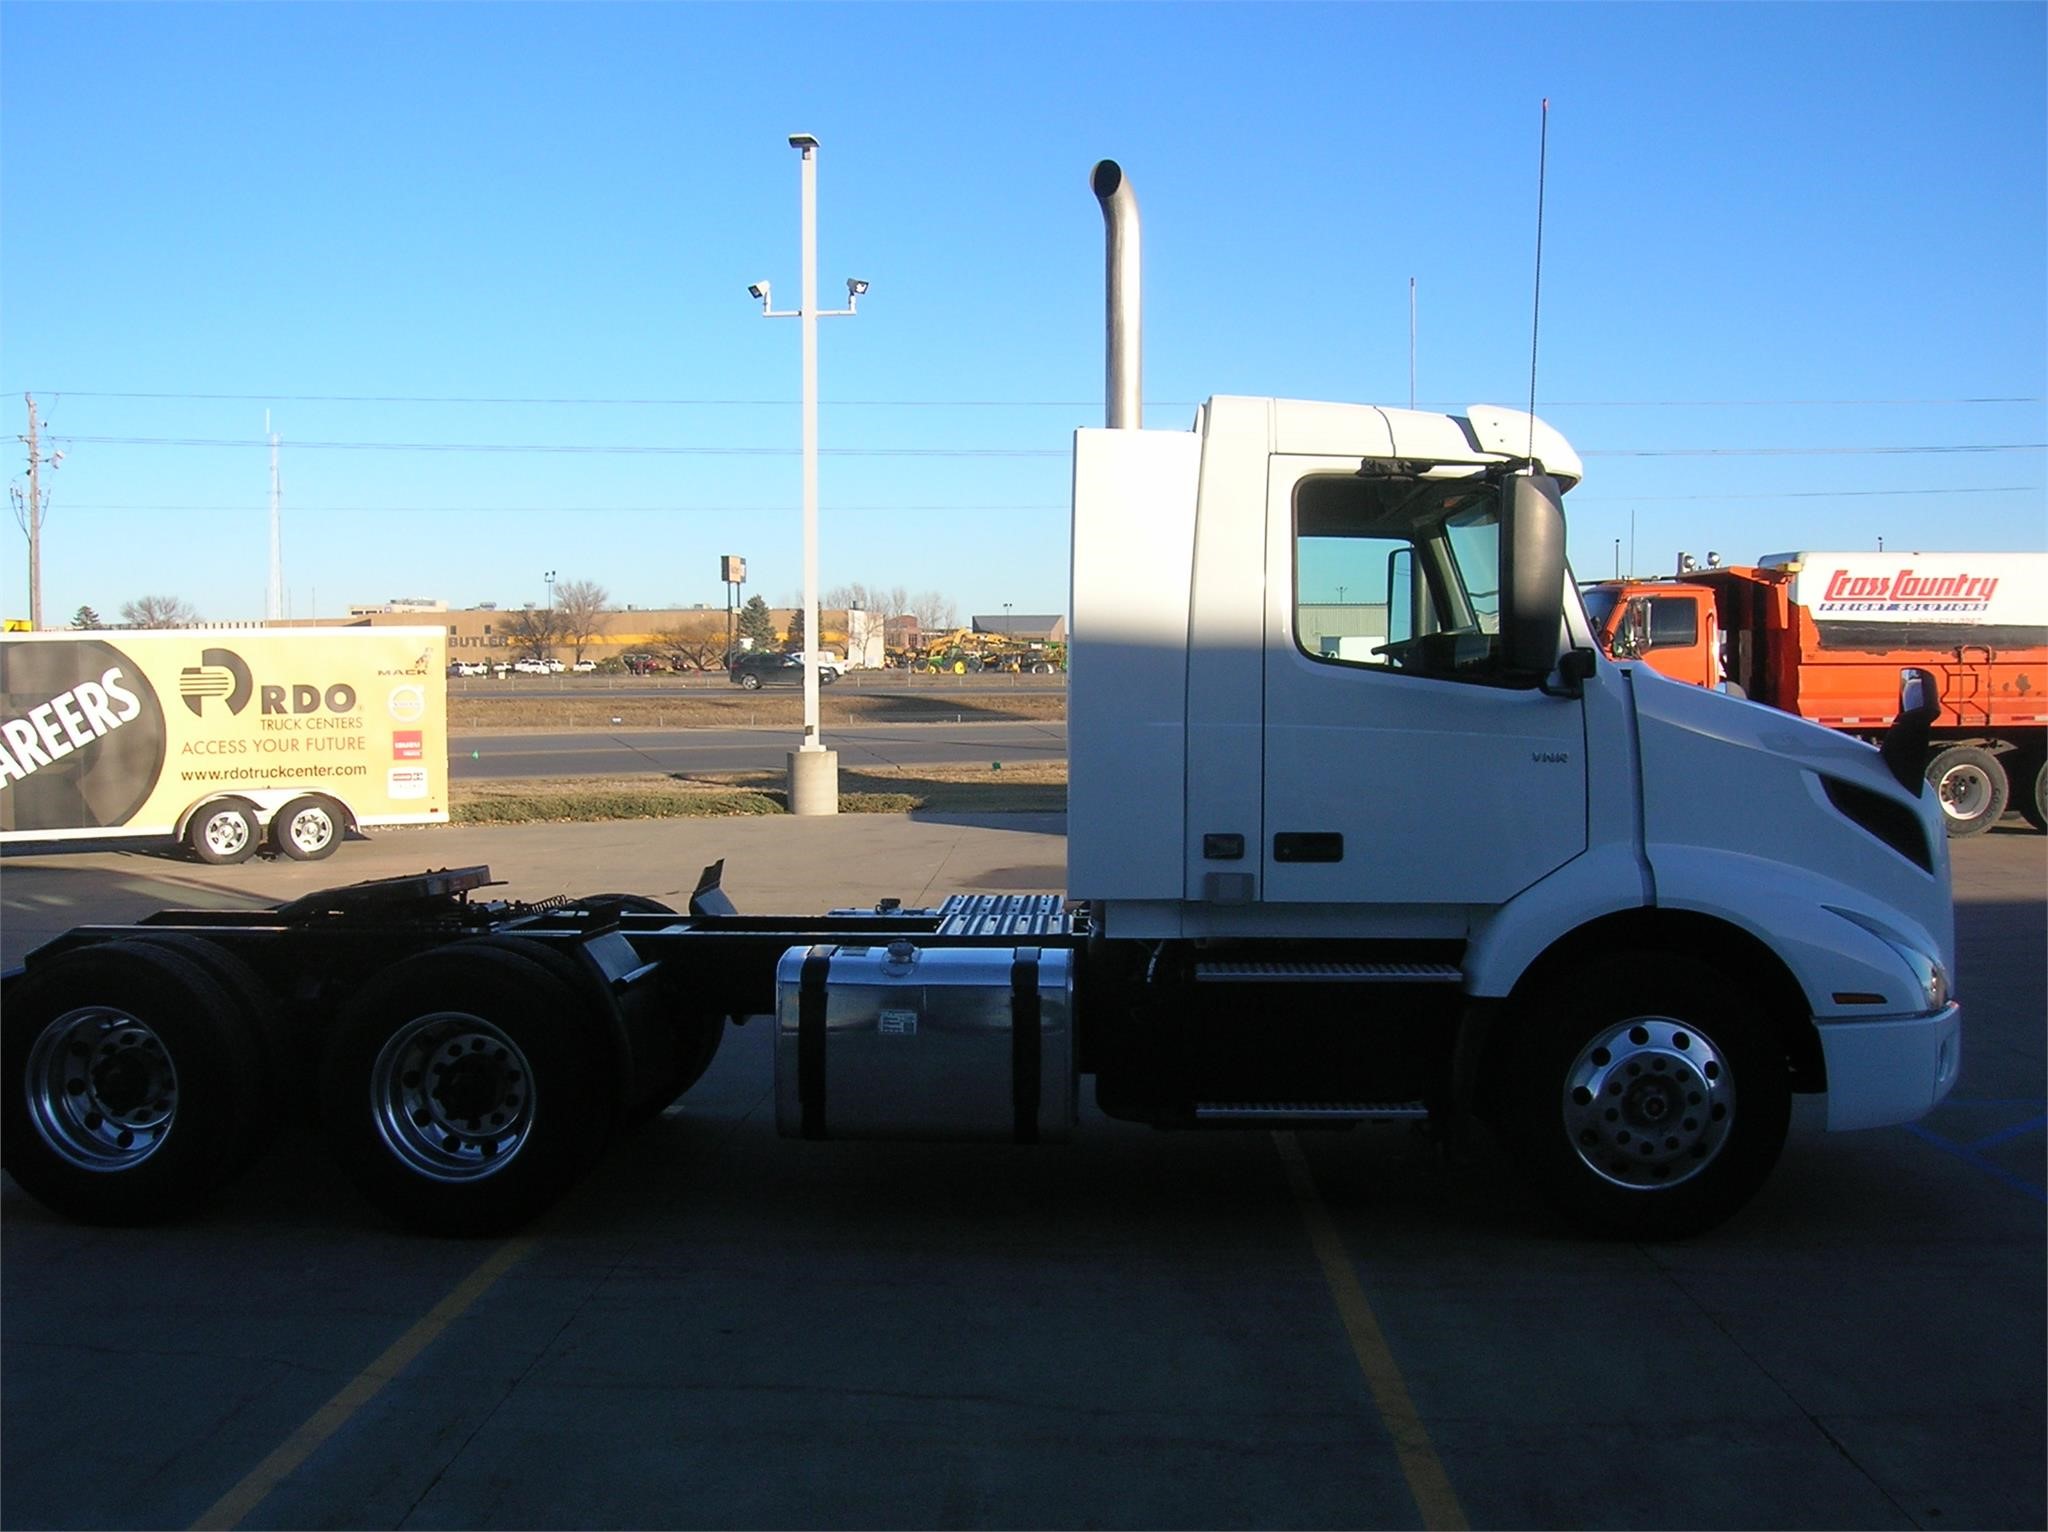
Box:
left=449, top=690, right=1066, bottom=733
left=450, top=762, right=1067, bottom=825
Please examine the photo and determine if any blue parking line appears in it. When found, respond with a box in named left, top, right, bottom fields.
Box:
left=1905, top=1123, right=2047, bottom=1203
left=1970, top=1113, right=2048, bottom=1153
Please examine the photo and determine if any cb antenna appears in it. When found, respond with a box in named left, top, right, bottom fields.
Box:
left=1527, top=97, right=1549, bottom=461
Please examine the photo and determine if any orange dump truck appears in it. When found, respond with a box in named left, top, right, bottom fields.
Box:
left=1583, top=551, right=2046, bottom=836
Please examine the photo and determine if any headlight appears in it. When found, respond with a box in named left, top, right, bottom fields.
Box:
left=1890, top=942, right=1949, bottom=1012
left=1828, top=906, right=1951, bottom=1013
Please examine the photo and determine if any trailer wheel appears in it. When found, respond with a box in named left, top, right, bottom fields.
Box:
left=273, top=795, right=347, bottom=860
left=1506, top=952, right=1790, bottom=1240
left=189, top=801, right=260, bottom=864
left=321, top=944, right=616, bottom=1235
left=2018, top=757, right=2047, bottom=833
left=1926, top=746, right=2008, bottom=837
left=1, top=941, right=266, bottom=1224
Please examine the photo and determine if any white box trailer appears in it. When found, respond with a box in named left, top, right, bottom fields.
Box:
left=0, top=627, right=448, bottom=861
left=0, top=165, right=1960, bottom=1243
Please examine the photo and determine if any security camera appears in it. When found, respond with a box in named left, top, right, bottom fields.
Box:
left=748, top=282, right=770, bottom=302
left=846, top=278, right=870, bottom=297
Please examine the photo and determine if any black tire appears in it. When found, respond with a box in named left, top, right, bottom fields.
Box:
left=557, top=903, right=726, bottom=1119
left=740, top=674, right=762, bottom=691
left=320, top=943, right=617, bottom=1235
left=2017, top=756, right=2047, bottom=833
left=1506, top=952, right=1791, bottom=1240
left=124, top=932, right=296, bottom=1106
left=188, top=800, right=259, bottom=864
left=2, top=941, right=266, bottom=1224
left=272, top=794, right=347, bottom=860
left=1925, top=745, right=2009, bottom=837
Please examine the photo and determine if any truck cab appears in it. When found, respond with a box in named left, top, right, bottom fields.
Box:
left=1065, top=389, right=1959, bottom=1234
left=1581, top=578, right=1722, bottom=689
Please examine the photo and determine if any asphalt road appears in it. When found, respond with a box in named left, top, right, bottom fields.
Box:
left=1, top=824, right=2041, bottom=1530
left=451, top=721, right=1069, bottom=780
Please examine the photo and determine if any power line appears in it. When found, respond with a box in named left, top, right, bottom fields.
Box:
left=54, top=485, right=2039, bottom=515
left=15, top=387, right=2046, bottom=408
left=46, top=432, right=2048, bottom=459
left=47, top=435, right=1070, bottom=458
left=56, top=501, right=1076, bottom=513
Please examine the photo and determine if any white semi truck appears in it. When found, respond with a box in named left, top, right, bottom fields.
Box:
left=0, top=163, right=1959, bottom=1240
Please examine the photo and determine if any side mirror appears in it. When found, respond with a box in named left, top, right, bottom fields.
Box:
left=1503, top=473, right=1566, bottom=676
left=1879, top=667, right=1942, bottom=794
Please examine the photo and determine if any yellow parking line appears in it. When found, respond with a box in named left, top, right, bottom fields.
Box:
left=191, top=1237, right=539, bottom=1531
left=1273, top=1131, right=1468, bottom=1531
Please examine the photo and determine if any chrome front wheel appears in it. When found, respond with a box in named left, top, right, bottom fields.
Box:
left=1561, top=1017, right=1734, bottom=1190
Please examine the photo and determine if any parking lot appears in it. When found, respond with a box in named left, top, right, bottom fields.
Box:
left=2, top=821, right=2041, bottom=1530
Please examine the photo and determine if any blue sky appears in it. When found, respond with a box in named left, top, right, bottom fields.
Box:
left=3, top=1, right=2042, bottom=626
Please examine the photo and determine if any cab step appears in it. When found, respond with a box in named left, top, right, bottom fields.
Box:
left=1194, top=961, right=1461, bottom=984
left=1193, top=1100, right=1430, bottom=1123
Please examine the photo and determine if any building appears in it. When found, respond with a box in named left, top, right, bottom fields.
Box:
left=971, top=614, right=1067, bottom=643
left=287, top=603, right=888, bottom=669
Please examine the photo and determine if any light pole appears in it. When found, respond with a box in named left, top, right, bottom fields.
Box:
left=751, top=132, right=868, bottom=815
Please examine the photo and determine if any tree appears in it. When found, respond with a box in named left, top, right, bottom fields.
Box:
left=908, top=590, right=957, bottom=635
left=502, top=604, right=565, bottom=660
left=553, top=578, right=611, bottom=664
left=737, top=594, right=777, bottom=650
left=652, top=611, right=729, bottom=671
left=784, top=607, right=806, bottom=652
left=119, top=595, right=198, bottom=628
left=71, top=605, right=103, bottom=630
left=825, top=582, right=910, bottom=620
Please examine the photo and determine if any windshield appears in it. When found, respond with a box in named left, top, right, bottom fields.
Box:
left=1579, top=585, right=1619, bottom=631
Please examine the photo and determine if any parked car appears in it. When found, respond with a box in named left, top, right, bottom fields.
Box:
left=729, top=650, right=837, bottom=690
left=511, top=658, right=553, bottom=676
left=571, top=659, right=598, bottom=673
left=448, top=661, right=489, bottom=677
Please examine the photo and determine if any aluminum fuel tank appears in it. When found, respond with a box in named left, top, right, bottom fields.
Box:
left=774, top=940, right=1076, bottom=1142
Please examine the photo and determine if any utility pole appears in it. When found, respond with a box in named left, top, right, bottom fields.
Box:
left=266, top=412, right=284, bottom=622
left=13, top=394, right=61, bottom=630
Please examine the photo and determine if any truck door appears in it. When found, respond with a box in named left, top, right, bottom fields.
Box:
left=1261, top=459, right=1588, bottom=908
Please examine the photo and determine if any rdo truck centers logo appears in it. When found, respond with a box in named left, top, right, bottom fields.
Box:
left=180, top=645, right=359, bottom=718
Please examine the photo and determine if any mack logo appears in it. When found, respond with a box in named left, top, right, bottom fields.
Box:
left=1530, top=751, right=1570, bottom=764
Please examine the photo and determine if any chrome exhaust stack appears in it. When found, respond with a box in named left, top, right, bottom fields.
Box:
left=1091, top=160, right=1142, bottom=429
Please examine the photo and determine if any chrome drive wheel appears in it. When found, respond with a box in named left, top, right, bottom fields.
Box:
left=26, top=1006, right=179, bottom=1172
left=322, top=942, right=616, bottom=1235
left=1, top=941, right=264, bottom=1224
left=369, top=1011, right=536, bottom=1182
